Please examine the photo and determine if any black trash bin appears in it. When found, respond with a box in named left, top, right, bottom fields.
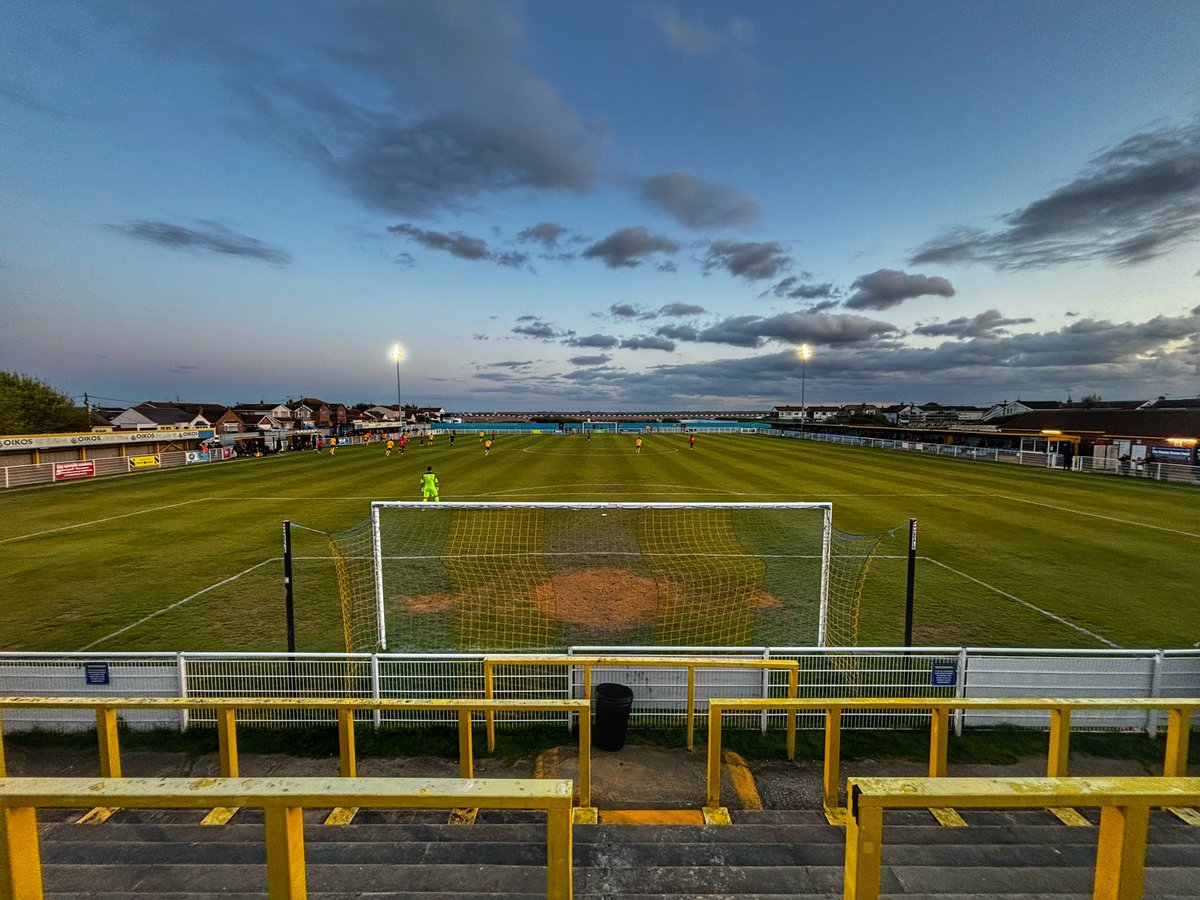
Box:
left=593, top=682, right=634, bottom=751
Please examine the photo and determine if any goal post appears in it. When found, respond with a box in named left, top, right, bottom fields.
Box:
left=329, top=501, right=880, bottom=653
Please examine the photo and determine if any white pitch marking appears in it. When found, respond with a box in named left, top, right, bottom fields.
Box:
left=995, top=495, right=1200, bottom=539
left=76, top=558, right=279, bottom=652
left=922, top=557, right=1120, bottom=648
left=0, top=499, right=209, bottom=545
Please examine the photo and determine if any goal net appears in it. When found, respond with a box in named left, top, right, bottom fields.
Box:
left=327, top=502, right=883, bottom=653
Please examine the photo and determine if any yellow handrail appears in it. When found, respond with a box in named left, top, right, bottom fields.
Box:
left=0, top=775, right=574, bottom=900
left=0, top=697, right=593, bottom=808
left=843, top=776, right=1200, bottom=900
left=704, top=697, right=1199, bottom=820
left=484, top=655, right=800, bottom=755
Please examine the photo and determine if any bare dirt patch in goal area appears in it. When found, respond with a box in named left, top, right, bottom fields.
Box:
left=530, top=567, right=660, bottom=628
left=403, top=567, right=782, bottom=625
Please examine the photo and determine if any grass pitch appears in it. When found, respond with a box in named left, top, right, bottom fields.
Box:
left=1, top=432, right=1196, bottom=653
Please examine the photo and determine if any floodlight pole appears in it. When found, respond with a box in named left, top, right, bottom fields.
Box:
left=798, top=344, right=812, bottom=432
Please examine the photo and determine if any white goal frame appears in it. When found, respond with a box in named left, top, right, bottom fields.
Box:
left=369, top=501, right=833, bottom=651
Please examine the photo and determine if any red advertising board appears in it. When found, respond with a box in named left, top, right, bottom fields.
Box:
left=53, top=461, right=96, bottom=481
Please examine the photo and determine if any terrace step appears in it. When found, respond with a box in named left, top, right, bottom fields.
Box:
left=31, top=808, right=1200, bottom=898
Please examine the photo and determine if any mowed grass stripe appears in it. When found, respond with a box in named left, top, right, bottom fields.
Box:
left=2, top=433, right=1196, bottom=652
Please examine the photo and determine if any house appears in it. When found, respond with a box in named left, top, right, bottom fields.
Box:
left=110, top=404, right=209, bottom=430
left=981, top=400, right=1062, bottom=421
left=288, top=399, right=331, bottom=428
left=772, top=405, right=806, bottom=421
left=167, top=403, right=247, bottom=436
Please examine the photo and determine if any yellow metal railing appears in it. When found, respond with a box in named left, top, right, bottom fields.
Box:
left=0, top=775, right=574, bottom=900
left=0, top=697, right=593, bottom=808
left=843, top=775, right=1200, bottom=900
left=484, top=655, right=800, bottom=754
left=704, top=697, right=1200, bottom=822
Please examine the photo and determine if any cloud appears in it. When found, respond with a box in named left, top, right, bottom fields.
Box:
left=843, top=269, right=955, bottom=311
left=389, top=223, right=488, bottom=259
left=912, top=116, right=1200, bottom=269
left=656, top=323, right=700, bottom=342
left=640, top=171, right=759, bottom=228
left=702, top=240, right=792, bottom=281
left=569, top=354, right=612, bottom=366
left=657, top=302, right=707, bottom=317
left=517, top=221, right=570, bottom=250
left=118, top=4, right=604, bottom=217
left=913, top=309, right=1036, bottom=339
left=652, top=6, right=753, bottom=58
left=485, top=360, right=534, bottom=369
left=621, top=335, right=676, bottom=351
left=389, top=223, right=532, bottom=268
left=511, top=320, right=560, bottom=339
left=108, top=220, right=291, bottom=265
left=610, top=303, right=641, bottom=319
left=691, top=311, right=900, bottom=348
left=582, top=227, right=680, bottom=268
left=771, top=276, right=840, bottom=300
left=567, top=333, right=620, bottom=349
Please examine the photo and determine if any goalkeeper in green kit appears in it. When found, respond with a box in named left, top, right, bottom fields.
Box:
left=420, top=466, right=440, bottom=502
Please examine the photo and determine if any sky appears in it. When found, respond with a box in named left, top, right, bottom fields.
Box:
left=2, top=1, right=1199, bottom=411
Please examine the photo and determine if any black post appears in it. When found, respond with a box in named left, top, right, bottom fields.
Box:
left=903, top=518, right=917, bottom=647
left=283, top=520, right=296, bottom=654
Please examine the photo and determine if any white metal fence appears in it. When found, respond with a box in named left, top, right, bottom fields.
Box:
left=767, top=428, right=1200, bottom=485
left=1, top=647, right=1196, bottom=736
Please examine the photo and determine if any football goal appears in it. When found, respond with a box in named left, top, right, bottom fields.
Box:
left=327, top=502, right=885, bottom=653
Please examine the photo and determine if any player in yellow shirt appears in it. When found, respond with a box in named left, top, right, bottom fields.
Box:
left=635, top=437, right=643, bottom=454
left=484, top=439, right=493, bottom=456
left=385, top=439, right=394, bottom=457
left=420, top=466, right=440, bottom=502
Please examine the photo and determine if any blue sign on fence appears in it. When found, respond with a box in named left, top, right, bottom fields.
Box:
left=84, top=662, right=110, bottom=686
left=931, top=662, right=957, bottom=687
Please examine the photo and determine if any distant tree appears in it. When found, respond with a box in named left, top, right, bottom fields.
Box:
left=0, top=371, right=90, bottom=434
left=1080, top=393, right=1103, bottom=407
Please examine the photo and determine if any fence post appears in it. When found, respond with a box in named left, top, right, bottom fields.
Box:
left=370, top=655, right=381, bottom=732
left=760, top=649, right=770, bottom=735
left=1147, top=651, right=1164, bottom=739
left=953, top=649, right=967, bottom=737
left=177, top=653, right=189, bottom=733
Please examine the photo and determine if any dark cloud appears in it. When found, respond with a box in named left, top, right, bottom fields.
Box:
left=656, top=323, right=700, bottom=342
left=515, top=315, right=538, bottom=321
left=108, top=220, right=290, bottom=265
left=389, top=223, right=532, bottom=269
left=517, top=221, right=569, bottom=249
left=657, top=302, right=706, bottom=317
left=912, top=117, right=1200, bottom=269
left=621, top=335, right=676, bottom=351
left=511, top=320, right=559, bottom=339
left=568, top=333, right=620, bottom=349
left=582, top=227, right=680, bottom=268
left=494, top=250, right=533, bottom=269
left=771, top=276, right=839, bottom=300
left=640, top=171, right=759, bottom=229
left=702, top=240, right=792, bottom=281
left=569, top=354, right=612, bottom=366
left=843, top=269, right=955, bottom=311
left=692, top=311, right=899, bottom=348
left=610, top=303, right=640, bottom=318
left=116, top=4, right=603, bottom=217
left=485, top=360, right=534, bottom=369
left=913, top=309, right=1035, bottom=339
left=389, top=223, right=488, bottom=259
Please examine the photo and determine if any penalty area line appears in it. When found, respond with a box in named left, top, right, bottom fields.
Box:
left=0, top=499, right=209, bottom=545
left=995, top=495, right=1200, bottom=539
left=922, top=557, right=1120, bottom=649
left=76, top=558, right=280, bottom=652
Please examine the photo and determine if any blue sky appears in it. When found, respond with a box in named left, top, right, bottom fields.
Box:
left=2, top=1, right=1199, bottom=410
